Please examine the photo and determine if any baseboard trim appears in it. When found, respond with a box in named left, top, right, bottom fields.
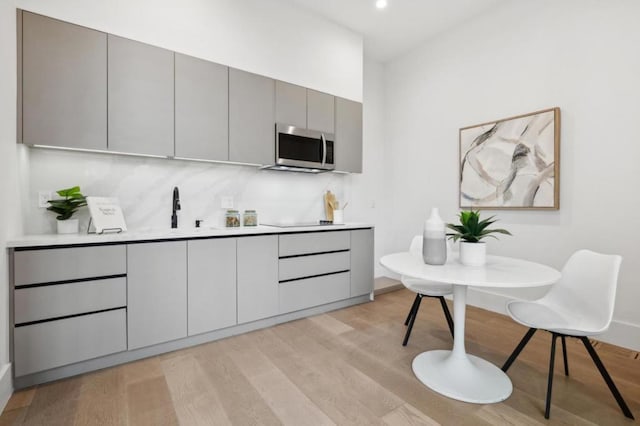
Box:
left=378, top=274, right=640, bottom=351
left=0, top=363, right=12, bottom=413
left=374, top=283, right=403, bottom=296
left=466, top=288, right=640, bottom=351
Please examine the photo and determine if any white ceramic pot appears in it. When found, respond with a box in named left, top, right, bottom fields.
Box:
left=57, top=218, right=79, bottom=234
left=460, top=242, right=486, bottom=266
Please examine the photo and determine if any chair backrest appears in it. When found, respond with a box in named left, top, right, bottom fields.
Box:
left=409, top=235, right=423, bottom=254
left=542, top=249, right=622, bottom=331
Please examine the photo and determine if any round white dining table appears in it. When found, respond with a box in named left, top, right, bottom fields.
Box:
left=380, top=251, right=561, bottom=404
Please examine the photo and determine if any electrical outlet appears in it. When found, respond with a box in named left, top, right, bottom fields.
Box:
left=38, top=190, right=52, bottom=208
left=221, top=196, right=234, bottom=209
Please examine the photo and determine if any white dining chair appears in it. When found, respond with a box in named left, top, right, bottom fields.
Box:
left=501, top=249, right=634, bottom=420
left=401, top=235, right=454, bottom=346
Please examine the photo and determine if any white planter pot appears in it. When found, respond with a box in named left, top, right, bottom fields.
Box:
left=57, top=218, right=79, bottom=234
left=460, top=242, right=486, bottom=266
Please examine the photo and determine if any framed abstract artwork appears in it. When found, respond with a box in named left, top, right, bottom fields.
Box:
left=459, top=107, right=560, bottom=210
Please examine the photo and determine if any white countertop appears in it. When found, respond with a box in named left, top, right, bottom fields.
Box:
left=7, top=223, right=374, bottom=248
left=380, top=251, right=560, bottom=288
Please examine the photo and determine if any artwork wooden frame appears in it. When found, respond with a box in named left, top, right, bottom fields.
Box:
left=459, top=107, right=560, bottom=210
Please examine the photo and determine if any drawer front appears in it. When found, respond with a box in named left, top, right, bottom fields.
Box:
left=14, top=308, right=127, bottom=377
left=14, top=245, right=126, bottom=286
left=279, top=231, right=350, bottom=257
left=279, top=251, right=350, bottom=281
left=279, top=272, right=350, bottom=314
left=15, top=277, right=127, bottom=324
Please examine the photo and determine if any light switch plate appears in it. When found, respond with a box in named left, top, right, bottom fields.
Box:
left=38, top=191, right=52, bottom=208
left=221, top=196, right=234, bottom=209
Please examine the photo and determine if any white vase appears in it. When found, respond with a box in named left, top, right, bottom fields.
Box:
left=460, top=242, right=486, bottom=266
left=57, top=218, right=79, bottom=234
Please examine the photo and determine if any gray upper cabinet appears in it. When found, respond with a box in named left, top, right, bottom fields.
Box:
left=21, top=12, right=107, bottom=149
left=127, top=242, right=187, bottom=350
left=275, top=82, right=335, bottom=134
left=229, top=69, right=275, bottom=165
left=307, top=89, right=334, bottom=134
left=275, top=81, right=306, bottom=128
left=108, top=35, right=174, bottom=156
left=175, top=54, right=229, bottom=161
left=237, top=235, right=278, bottom=324
left=335, top=97, right=363, bottom=173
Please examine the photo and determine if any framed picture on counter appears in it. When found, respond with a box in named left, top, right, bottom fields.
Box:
left=459, top=107, right=560, bottom=210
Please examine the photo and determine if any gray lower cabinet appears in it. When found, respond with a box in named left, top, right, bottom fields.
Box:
left=350, top=229, right=375, bottom=297
left=307, top=89, right=334, bottom=134
left=335, top=97, right=363, bottom=173
left=14, top=309, right=127, bottom=377
left=229, top=68, right=275, bottom=165
left=237, top=235, right=279, bottom=323
left=13, top=245, right=126, bottom=286
left=187, top=239, right=237, bottom=336
left=127, top=242, right=187, bottom=350
left=21, top=11, right=107, bottom=149
left=175, top=54, right=229, bottom=161
left=108, top=35, right=174, bottom=156
left=278, top=231, right=352, bottom=315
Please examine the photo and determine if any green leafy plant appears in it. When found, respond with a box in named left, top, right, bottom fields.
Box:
left=446, top=210, right=512, bottom=243
left=47, top=186, right=87, bottom=220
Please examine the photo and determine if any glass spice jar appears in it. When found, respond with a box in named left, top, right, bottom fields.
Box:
left=225, top=210, right=240, bottom=227
left=243, top=210, right=258, bottom=226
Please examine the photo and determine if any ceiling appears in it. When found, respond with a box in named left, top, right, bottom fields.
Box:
left=284, top=0, right=507, bottom=62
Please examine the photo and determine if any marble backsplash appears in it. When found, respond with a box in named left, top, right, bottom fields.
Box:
left=21, top=147, right=351, bottom=235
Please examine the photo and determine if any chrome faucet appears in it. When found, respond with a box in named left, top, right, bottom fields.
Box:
left=171, top=187, right=180, bottom=229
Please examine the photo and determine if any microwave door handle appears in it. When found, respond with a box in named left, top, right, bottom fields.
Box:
left=321, top=134, right=327, bottom=166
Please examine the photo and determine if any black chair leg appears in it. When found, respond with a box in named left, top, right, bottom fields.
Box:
left=438, top=296, right=454, bottom=338
left=545, top=333, right=559, bottom=419
left=580, top=337, right=635, bottom=419
left=404, top=294, right=421, bottom=326
left=502, top=328, right=537, bottom=372
left=402, top=295, right=422, bottom=346
left=561, top=336, right=569, bottom=376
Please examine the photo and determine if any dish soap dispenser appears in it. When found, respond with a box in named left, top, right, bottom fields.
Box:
left=423, top=208, right=447, bottom=265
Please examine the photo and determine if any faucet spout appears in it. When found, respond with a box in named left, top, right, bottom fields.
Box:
left=171, top=187, right=180, bottom=229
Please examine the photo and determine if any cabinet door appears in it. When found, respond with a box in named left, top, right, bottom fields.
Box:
left=350, top=229, right=374, bottom=297
left=127, top=242, right=187, bottom=349
left=307, top=89, right=334, bottom=134
left=108, top=35, right=174, bottom=156
left=175, top=54, right=229, bottom=161
left=229, top=69, right=275, bottom=165
left=237, top=236, right=278, bottom=323
left=334, top=97, right=363, bottom=173
left=275, top=81, right=306, bottom=128
left=187, top=239, right=237, bottom=336
left=22, top=12, right=107, bottom=149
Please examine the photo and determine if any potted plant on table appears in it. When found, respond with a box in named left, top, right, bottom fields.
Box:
left=446, top=210, right=512, bottom=266
left=47, top=186, right=87, bottom=234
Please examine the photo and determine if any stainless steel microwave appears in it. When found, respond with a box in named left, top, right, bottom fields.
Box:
left=262, top=123, right=335, bottom=173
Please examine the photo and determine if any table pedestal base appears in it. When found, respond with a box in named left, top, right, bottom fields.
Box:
left=412, top=350, right=513, bottom=404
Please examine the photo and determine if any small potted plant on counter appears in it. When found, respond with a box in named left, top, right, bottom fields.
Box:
left=446, top=210, right=512, bottom=266
left=47, top=186, right=87, bottom=234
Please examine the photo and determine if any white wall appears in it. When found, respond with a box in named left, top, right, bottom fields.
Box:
left=15, top=0, right=363, bottom=101
left=384, top=0, right=640, bottom=349
left=0, top=0, right=24, bottom=408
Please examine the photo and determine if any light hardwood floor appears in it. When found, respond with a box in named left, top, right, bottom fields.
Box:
left=1, top=288, right=638, bottom=425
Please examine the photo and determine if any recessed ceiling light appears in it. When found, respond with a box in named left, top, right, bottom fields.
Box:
left=375, top=0, right=388, bottom=10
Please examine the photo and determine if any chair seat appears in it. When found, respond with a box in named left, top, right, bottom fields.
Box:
left=401, top=276, right=452, bottom=296
left=506, top=300, right=606, bottom=337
